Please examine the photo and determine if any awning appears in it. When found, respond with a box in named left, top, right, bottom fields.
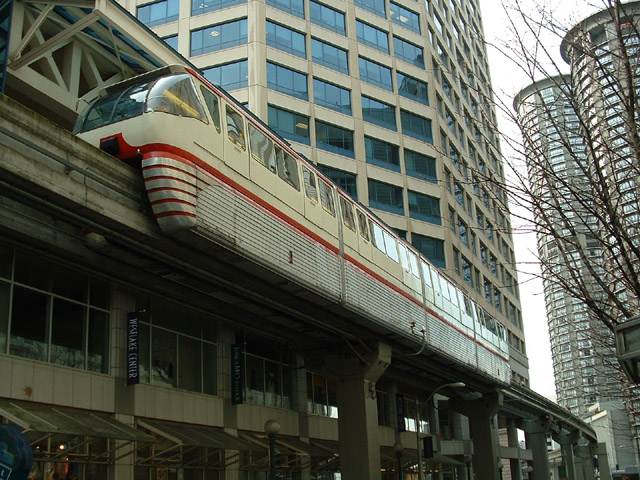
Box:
left=239, top=431, right=333, bottom=457
left=0, top=398, right=154, bottom=443
left=137, top=418, right=262, bottom=451
left=380, top=446, right=464, bottom=466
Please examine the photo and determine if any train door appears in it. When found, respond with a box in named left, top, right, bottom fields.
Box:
left=222, top=102, right=250, bottom=177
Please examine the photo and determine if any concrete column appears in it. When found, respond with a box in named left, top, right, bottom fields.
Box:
left=557, top=430, right=580, bottom=480
left=522, top=417, right=551, bottom=480
left=508, top=419, right=523, bottom=480
left=596, top=443, right=611, bottom=480
left=333, top=342, right=391, bottom=480
left=451, top=392, right=503, bottom=480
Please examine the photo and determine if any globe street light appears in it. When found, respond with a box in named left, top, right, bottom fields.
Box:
left=264, top=419, right=280, bottom=480
left=416, top=382, right=466, bottom=480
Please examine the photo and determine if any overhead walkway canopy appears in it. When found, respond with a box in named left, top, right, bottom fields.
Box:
left=3, top=0, right=190, bottom=129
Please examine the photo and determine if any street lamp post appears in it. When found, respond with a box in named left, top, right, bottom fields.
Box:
left=415, top=382, right=466, bottom=480
left=264, top=419, right=280, bottom=480
left=394, top=441, right=404, bottom=480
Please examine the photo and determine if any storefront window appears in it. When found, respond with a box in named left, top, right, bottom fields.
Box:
left=135, top=295, right=218, bottom=396
left=307, top=373, right=338, bottom=418
left=0, top=246, right=111, bottom=372
left=238, top=332, right=293, bottom=409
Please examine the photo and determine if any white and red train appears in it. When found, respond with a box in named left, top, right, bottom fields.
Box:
left=74, top=65, right=510, bottom=385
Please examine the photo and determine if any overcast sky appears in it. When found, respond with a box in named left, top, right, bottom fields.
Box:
left=477, top=0, right=604, bottom=399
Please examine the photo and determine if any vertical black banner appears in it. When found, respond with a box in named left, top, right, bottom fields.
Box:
left=126, top=312, right=139, bottom=386
left=231, top=344, right=243, bottom=404
left=396, top=393, right=406, bottom=432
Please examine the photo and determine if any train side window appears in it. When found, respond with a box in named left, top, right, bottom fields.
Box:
left=356, top=209, right=370, bottom=241
left=302, top=166, right=318, bottom=202
left=200, top=87, right=221, bottom=133
left=407, top=250, right=420, bottom=276
left=276, top=147, right=301, bottom=190
left=383, top=231, right=399, bottom=262
left=340, top=196, right=356, bottom=231
left=319, top=179, right=336, bottom=216
left=249, top=125, right=276, bottom=172
left=370, top=220, right=386, bottom=252
left=422, top=262, right=433, bottom=288
left=398, top=243, right=409, bottom=270
left=463, top=296, right=473, bottom=316
left=226, top=105, right=246, bottom=149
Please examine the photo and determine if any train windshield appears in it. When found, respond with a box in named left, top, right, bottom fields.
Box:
left=74, top=73, right=208, bottom=133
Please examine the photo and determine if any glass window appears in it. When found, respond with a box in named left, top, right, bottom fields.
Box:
left=190, top=18, right=248, bottom=56
left=200, top=87, right=221, bottom=133
left=302, top=165, right=319, bottom=202
left=137, top=0, right=179, bottom=27
left=136, top=295, right=218, bottom=395
left=362, top=96, right=396, bottom=130
left=275, top=147, right=301, bottom=190
left=268, top=105, right=310, bottom=144
left=163, top=35, right=178, bottom=50
left=50, top=299, right=85, bottom=369
left=249, top=124, right=276, bottom=170
left=356, top=21, right=389, bottom=53
left=266, top=21, right=306, bottom=58
left=267, top=0, right=305, bottom=18
left=359, top=57, right=393, bottom=91
left=313, top=78, right=351, bottom=114
left=267, top=62, right=308, bottom=100
left=365, top=137, right=399, bottom=172
left=191, top=0, right=245, bottom=15
left=393, top=37, right=424, bottom=67
left=401, top=110, right=433, bottom=143
left=368, top=179, right=404, bottom=215
left=412, top=234, right=445, bottom=268
left=317, top=165, right=357, bottom=201
left=315, top=120, right=354, bottom=158
left=390, top=2, right=420, bottom=33
left=397, top=72, right=428, bottom=104
left=310, top=1, right=346, bottom=35
left=10, top=286, right=48, bottom=362
left=307, top=372, right=338, bottom=417
left=318, top=178, right=337, bottom=215
left=203, top=59, right=248, bottom=91
left=408, top=191, right=441, bottom=225
left=405, top=150, right=436, bottom=182
left=226, top=105, right=246, bottom=149
left=3, top=248, right=110, bottom=372
left=146, top=74, right=208, bottom=122
left=312, top=38, right=349, bottom=74
left=355, top=0, right=386, bottom=17
left=340, top=196, right=356, bottom=231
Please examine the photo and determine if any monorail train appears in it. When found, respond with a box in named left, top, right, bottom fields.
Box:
left=74, top=65, right=510, bottom=385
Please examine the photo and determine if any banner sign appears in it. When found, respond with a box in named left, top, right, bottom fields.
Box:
left=396, top=393, right=406, bottom=432
left=126, top=312, right=140, bottom=386
left=231, top=344, right=243, bottom=405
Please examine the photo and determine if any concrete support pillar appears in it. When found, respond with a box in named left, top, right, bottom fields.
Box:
left=557, top=430, right=580, bottom=480
left=522, top=417, right=551, bottom=480
left=507, top=419, right=523, bottom=480
left=451, top=392, right=503, bottom=480
left=333, top=342, right=391, bottom=480
left=596, top=443, right=611, bottom=480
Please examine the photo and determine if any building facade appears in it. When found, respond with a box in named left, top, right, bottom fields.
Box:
left=125, top=0, right=528, bottom=385
left=514, top=76, right=637, bottom=471
left=514, top=1, right=640, bottom=471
